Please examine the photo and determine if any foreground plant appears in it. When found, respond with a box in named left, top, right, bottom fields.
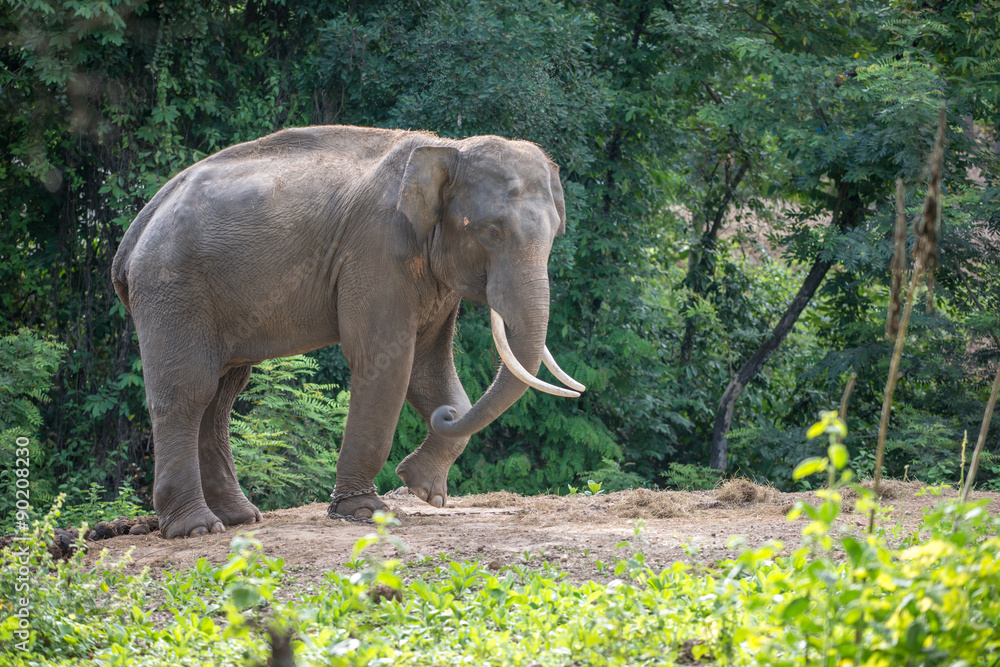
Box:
left=872, top=107, right=946, bottom=531
left=3, top=423, right=999, bottom=665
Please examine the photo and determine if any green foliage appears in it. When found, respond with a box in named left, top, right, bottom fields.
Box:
left=0, top=329, right=66, bottom=528
left=0, top=329, right=66, bottom=441
left=1, top=0, right=998, bottom=499
left=567, top=479, right=605, bottom=496
left=57, top=482, right=146, bottom=529
left=0, top=495, right=151, bottom=663
left=577, top=457, right=647, bottom=492
left=799, top=177, right=1000, bottom=491
left=661, top=463, right=723, bottom=491
left=230, top=356, right=348, bottom=510
left=5, top=445, right=1000, bottom=665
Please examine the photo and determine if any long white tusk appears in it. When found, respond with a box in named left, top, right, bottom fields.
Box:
left=542, top=346, right=586, bottom=392
left=490, top=309, right=581, bottom=398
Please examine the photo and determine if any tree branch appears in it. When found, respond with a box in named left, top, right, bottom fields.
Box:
left=736, top=6, right=785, bottom=46
left=709, top=256, right=833, bottom=469
left=707, top=159, right=750, bottom=241
left=703, top=82, right=723, bottom=105
left=708, top=182, right=856, bottom=469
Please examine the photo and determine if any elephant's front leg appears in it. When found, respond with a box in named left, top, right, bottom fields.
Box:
left=329, top=321, right=416, bottom=519
left=395, top=306, right=472, bottom=508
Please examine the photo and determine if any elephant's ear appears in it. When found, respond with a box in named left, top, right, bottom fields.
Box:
left=547, top=162, right=567, bottom=236
left=397, top=145, right=459, bottom=244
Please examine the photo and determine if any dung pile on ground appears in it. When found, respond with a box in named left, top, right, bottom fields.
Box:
left=464, top=491, right=523, bottom=508
left=716, top=478, right=776, bottom=504
left=49, top=528, right=86, bottom=559
left=0, top=528, right=87, bottom=560
left=87, top=515, right=159, bottom=540
left=369, top=583, right=404, bottom=604
left=605, top=489, right=687, bottom=519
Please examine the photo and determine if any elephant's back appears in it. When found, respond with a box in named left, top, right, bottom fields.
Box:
left=204, top=125, right=438, bottom=172
left=115, top=125, right=443, bottom=310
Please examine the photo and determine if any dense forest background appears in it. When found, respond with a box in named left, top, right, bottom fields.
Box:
left=2, top=0, right=999, bottom=516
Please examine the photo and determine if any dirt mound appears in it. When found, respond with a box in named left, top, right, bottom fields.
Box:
left=464, top=490, right=523, bottom=507
left=841, top=478, right=915, bottom=503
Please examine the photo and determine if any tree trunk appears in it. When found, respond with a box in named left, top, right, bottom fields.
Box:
left=709, top=182, right=859, bottom=470
left=709, top=257, right=833, bottom=469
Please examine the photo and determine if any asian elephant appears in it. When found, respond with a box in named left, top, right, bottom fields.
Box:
left=112, top=125, right=585, bottom=538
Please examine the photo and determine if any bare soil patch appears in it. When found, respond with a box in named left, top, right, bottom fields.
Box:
left=82, top=483, right=998, bottom=586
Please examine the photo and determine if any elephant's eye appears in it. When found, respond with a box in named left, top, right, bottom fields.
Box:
left=487, top=225, right=502, bottom=240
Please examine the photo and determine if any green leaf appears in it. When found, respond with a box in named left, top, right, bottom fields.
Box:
left=229, top=583, right=260, bottom=610
left=829, top=444, right=848, bottom=470
left=793, top=457, right=828, bottom=480
left=806, top=421, right=826, bottom=439
left=842, top=536, right=865, bottom=566
left=782, top=596, right=810, bottom=619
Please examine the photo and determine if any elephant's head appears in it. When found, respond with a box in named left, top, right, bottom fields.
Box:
left=397, top=136, right=585, bottom=439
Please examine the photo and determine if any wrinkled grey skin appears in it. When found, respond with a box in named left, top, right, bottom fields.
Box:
left=112, top=126, right=566, bottom=538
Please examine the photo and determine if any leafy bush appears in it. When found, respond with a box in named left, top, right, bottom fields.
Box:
left=230, top=356, right=348, bottom=510
left=0, top=328, right=66, bottom=442
left=4, top=490, right=1000, bottom=666
left=0, top=496, right=151, bottom=663
left=58, top=482, right=146, bottom=528
left=661, top=462, right=723, bottom=491
left=577, top=457, right=648, bottom=492
left=0, top=329, right=66, bottom=531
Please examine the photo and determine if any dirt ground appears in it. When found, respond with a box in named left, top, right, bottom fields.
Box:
left=81, top=481, right=999, bottom=587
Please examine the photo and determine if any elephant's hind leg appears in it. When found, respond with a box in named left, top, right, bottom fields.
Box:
left=199, top=365, right=262, bottom=527
left=140, top=335, right=226, bottom=539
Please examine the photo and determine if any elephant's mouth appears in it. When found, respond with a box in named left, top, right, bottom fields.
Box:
left=489, top=309, right=585, bottom=396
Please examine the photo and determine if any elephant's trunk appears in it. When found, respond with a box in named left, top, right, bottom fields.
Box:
left=431, top=274, right=567, bottom=439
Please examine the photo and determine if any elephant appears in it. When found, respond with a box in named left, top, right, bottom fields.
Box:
left=111, top=125, right=585, bottom=538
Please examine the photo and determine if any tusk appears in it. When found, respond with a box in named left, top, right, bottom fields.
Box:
left=490, top=309, right=581, bottom=398
left=543, top=346, right=586, bottom=392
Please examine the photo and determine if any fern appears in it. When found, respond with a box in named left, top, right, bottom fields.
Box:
left=230, top=356, right=348, bottom=510
left=0, top=329, right=66, bottom=531
left=579, top=457, right=647, bottom=492
left=0, top=328, right=66, bottom=441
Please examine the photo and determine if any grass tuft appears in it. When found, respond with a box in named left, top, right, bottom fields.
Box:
left=606, top=488, right=688, bottom=518
left=716, top=478, right=776, bottom=504
left=842, top=478, right=908, bottom=503
left=464, top=490, right=524, bottom=508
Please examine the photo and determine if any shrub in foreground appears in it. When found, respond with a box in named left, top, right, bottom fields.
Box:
left=1, top=423, right=998, bottom=665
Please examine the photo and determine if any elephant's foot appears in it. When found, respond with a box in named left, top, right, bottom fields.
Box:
left=205, top=491, right=262, bottom=528
left=396, top=453, right=450, bottom=508
left=328, top=492, right=388, bottom=520
left=158, top=504, right=226, bottom=539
